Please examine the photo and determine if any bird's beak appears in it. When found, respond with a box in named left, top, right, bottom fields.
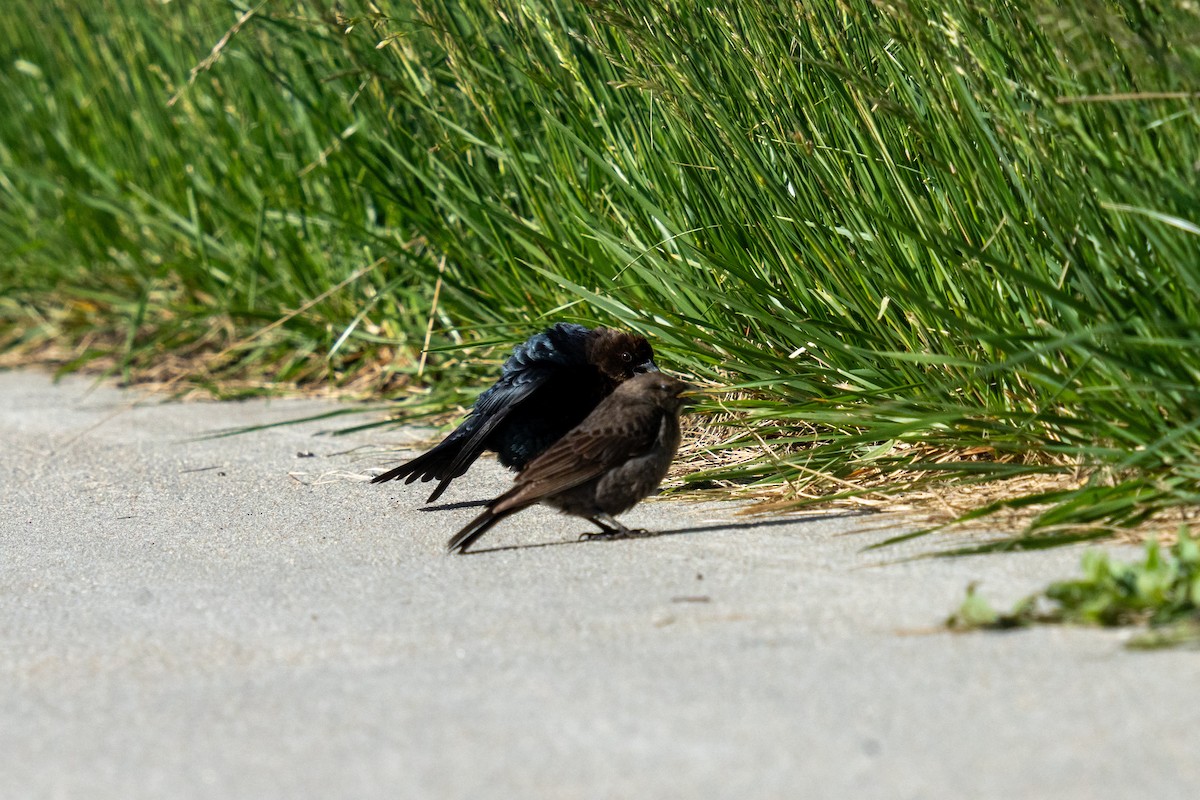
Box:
left=676, top=384, right=701, bottom=405
left=635, top=359, right=659, bottom=374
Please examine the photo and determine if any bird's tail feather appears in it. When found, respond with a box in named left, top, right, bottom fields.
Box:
left=371, top=438, right=465, bottom=487
left=424, top=476, right=453, bottom=504
left=447, top=504, right=517, bottom=554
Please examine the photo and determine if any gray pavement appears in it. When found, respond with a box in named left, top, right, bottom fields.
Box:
left=1, top=369, right=1196, bottom=799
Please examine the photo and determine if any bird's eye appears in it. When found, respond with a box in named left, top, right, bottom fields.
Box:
left=621, top=352, right=632, bottom=362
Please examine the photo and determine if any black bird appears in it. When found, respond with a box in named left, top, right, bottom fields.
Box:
left=372, top=323, right=657, bottom=503
left=447, top=372, right=693, bottom=554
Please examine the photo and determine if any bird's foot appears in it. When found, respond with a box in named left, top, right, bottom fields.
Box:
left=579, top=514, right=651, bottom=541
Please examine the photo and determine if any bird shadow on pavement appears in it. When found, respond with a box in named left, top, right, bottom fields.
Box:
left=420, top=499, right=490, bottom=512
left=459, top=510, right=872, bottom=555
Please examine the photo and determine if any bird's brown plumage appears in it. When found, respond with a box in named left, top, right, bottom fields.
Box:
left=446, top=372, right=693, bottom=554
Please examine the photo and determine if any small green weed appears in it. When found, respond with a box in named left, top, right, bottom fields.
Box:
left=948, top=531, right=1200, bottom=648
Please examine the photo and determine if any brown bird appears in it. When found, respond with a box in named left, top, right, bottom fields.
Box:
left=446, top=372, right=693, bottom=554
left=372, top=323, right=657, bottom=503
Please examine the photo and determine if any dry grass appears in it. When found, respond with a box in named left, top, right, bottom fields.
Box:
left=0, top=331, right=412, bottom=401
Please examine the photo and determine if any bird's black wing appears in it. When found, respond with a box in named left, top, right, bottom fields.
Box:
left=373, top=324, right=590, bottom=500
left=433, top=366, right=551, bottom=483
left=370, top=371, right=548, bottom=501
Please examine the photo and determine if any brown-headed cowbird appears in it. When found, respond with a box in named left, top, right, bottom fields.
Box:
left=372, top=323, right=657, bottom=503
left=446, top=372, right=693, bottom=554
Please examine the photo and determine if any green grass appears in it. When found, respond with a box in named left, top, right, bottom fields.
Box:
left=3, top=0, right=1200, bottom=542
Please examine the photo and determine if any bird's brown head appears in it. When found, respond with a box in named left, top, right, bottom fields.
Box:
left=586, top=327, right=658, bottom=382
left=618, top=372, right=695, bottom=413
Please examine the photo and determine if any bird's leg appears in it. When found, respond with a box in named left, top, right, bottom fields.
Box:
left=579, top=514, right=651, bottom=541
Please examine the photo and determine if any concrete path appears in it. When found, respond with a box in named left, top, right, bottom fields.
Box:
left=1, top=370, right=1195, bottom=799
